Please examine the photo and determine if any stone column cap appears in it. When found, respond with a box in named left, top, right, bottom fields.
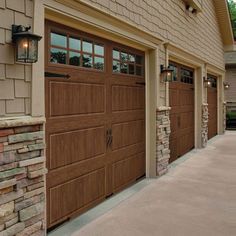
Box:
left=157, top=106, right=171, bottom=111
left=0, top=116, right=45, bottom=128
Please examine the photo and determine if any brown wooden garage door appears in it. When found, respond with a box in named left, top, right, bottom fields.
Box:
left=169, top=62, right=194, bottom=163
left=207, top=75, right=217, bottom=139
left=45, top=21, right=145, bottom=229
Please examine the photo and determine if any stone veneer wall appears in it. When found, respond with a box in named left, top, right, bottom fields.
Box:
left=156, top=107, right=171, bottom=176
left=202, top=103, right=208, bottom=147
left=223, top=101, right=226, bottom=132
left=0, top=118, right=46, bottom=236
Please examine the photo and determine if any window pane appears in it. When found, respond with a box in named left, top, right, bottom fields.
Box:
left=94, top=57, right=104, bottom=70
left=82, top=40, right=93, bottom=53
left=50, top=48, right=67, bottom=64
left=69, top=51, right=80, bottom=66
left=69, top=37, right=81, bottom=51
left=113, top=61, right=120, bottom=72
left=169, top=65, right=178, bottom=81
left=82, top=54, right=93, bottom=68
left=51, top=33, right=67, bottom=48
left=129, top=64, right=135, bottom=75
left=95, top=44, right=104, bottom=56
left=129, top=54, right=135, bottom=62
left=121, top=52, right=128, bottom=62
left=113, top=49, right=120, bottom=60
left=136, top=55, right=143, bottom=64
left=121, top=63, right=128, bottom=74
left=136, top=66, right=142, bottom=76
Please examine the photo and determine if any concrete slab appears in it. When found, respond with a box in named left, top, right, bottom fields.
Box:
left=49, top=131, right=236, bottom=236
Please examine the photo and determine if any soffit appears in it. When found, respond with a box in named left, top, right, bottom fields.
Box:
left=214, top=0, right=234, bottom=46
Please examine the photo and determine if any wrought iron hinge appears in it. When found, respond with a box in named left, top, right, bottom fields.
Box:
left=45, top=72, right=70, bottom=79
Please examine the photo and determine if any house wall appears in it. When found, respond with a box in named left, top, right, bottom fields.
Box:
left=225, top=68, right=236, bottom=104
left=79, top=0, right=225, bottom=70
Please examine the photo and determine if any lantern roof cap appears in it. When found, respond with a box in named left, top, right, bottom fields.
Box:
left=12, top=25, right=42, bottom=41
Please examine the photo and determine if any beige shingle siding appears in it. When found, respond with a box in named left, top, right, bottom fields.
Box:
left=84, top=0, right=225, bottom=69
left=0, top=0, right=33, bottom=117
left=226, top=69, right=236, bottom=102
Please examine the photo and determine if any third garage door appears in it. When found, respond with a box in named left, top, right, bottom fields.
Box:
left=45, top=21, right=145, bottom=229
left=169, top=62, right=195, bottom=163
left=207, top=74, right=217, bottom=139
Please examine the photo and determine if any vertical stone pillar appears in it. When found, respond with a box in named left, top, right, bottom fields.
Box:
left=0, top=118, right=46, bottom=236
left=223, top=101, right=226, bottom=132
left=202, top=103, right=208, bottom=147
left=156, top=106, right=171, bottom=176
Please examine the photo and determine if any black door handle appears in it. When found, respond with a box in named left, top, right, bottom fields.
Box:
left=106, top=129, right=113, bottom=148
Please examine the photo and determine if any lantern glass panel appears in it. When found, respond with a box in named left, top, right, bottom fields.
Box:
left=28, top=38, right=38, bottom=62
left=166, top=71, right=173, bottom=82
left=16, top=37, right=38, bottom=63
left=16, top=37, right=29, bottom=62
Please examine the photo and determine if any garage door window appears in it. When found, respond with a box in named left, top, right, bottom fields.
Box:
left=50, top=32, right=105, bottom=71
left=207, top=75, right=217, bottom=88
left=112, top=48, right=144, bottom=76
left=181, top=68, right=194, bottom=84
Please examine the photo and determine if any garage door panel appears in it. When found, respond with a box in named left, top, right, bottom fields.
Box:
left=180, top=112, right=194, bottom=129
left=180, top=91, right=194, bottom=106
left=46, top=154, right=106, bottom=188
left=169, top=138, right=178, bottom=163
left=170, top=113, right=178, bottom=136
left=46, top=116, right=107, bottom=134
left=49, top=126, right=105, bottom=170
left=49, top=168, right=105, bottom=225
left=112, top=120, right=145, bottom=151
left=107, top=142, right=145, bottom=163
left=112, top=152, right=145, bottom=192
left=111, top=111, right=145, bottom=124
left=169, top=88, right=179, bottom=107
left=112, top=85, right=145, bottom=111
left=49, top=82, right=105, bottom=117
left=169, top=62, right=194, bottom=163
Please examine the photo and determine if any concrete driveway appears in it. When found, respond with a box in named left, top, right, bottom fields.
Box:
left=50, top=132, right=236, bottom=236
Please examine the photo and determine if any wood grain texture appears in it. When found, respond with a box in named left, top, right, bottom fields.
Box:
left=169, top=63, right=194, bottom=163
left=45, top=21, right=145, bottom=229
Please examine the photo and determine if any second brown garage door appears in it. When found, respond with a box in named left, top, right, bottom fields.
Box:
left=207, top=75, right=218, bottom=139
left=45, top=21, right=145, bottom=229
left=169, top=62, right=195, bottom=163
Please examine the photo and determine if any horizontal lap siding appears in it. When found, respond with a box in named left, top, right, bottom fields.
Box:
left=226, top=69, right=236, bottom=102
left=83, top=0, right=224, bottom=69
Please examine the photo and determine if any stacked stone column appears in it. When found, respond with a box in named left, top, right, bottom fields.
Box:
left=156, top=107, right=171, bottom=176
left=202, top=103, right=208, bottom=147
left=223, top=101, right=226, bottom=132
left=0, top=118, right=46, bottom=236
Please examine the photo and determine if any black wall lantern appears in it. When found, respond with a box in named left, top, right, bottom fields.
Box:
left=160, top=65, right=174, bottom=82
left=203, top=76, right=211, bottom=88
left=12, top=25, right=42, bottom=63
left=224, top=82, right=230, bottom=90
